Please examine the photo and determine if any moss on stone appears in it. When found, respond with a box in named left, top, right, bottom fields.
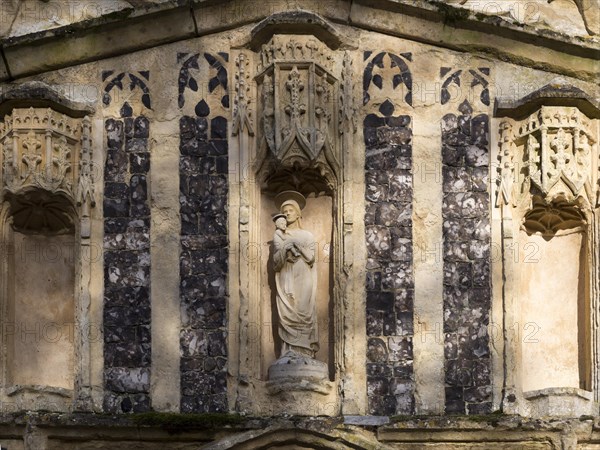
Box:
left=433, top=2, right=471, bottom=24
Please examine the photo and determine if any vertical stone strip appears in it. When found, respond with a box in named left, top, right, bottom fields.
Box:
left=441, top=100, right=492, bottom=414
left=103, top=115, right=152, bottom=412
left=363, top=51, right=414, bottom=416
left=179, top=114, right=228, bottom=413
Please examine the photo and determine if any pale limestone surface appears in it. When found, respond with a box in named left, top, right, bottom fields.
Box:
left=0, top=0, right=598, bottom=447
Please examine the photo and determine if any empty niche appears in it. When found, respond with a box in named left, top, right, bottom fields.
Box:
left=519, top=197, right=590, bottom=393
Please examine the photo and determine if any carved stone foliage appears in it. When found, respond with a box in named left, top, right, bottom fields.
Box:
left=363, top=51, right=413, bottom=109
left=0, top=107, right=94, bottom=234
left=496, top=106, right=598, bottom=208
left=256, top=35, right=340, bottom=187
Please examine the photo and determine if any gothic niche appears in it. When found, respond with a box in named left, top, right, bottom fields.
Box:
left=496, top=99, right=599, bottom=416
left=255, top=35, right=341, bottom=393
left=0, top=103, right=95, bottom=410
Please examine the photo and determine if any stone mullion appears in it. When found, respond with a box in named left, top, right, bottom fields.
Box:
left=441, top=103, right=492, bottom=414
left=364, top=113, right=414, bottom=415
left=179, top=114, right=228, bottom=413
left=102, top=116, right=152, bottom=413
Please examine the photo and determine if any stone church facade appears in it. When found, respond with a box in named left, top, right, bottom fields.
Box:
left=0, top=0, right=598, bottom=448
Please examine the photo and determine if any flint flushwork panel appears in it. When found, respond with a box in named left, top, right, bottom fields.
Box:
left=103, top=115, right=152, bottom=413
left=441, top=98, right=492, bottom=415
left=178, top=51, right=229, bottom=413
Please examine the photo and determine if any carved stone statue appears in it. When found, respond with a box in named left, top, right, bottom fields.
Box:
left=271, top=191, right=318, bottom=358
left=267, top=191, right=328, bottom=391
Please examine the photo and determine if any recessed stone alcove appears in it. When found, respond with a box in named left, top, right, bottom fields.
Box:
left=0, top=86, right=96, bottom=412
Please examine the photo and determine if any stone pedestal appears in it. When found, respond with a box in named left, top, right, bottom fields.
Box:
left=267, top=354, right=331, bottom=396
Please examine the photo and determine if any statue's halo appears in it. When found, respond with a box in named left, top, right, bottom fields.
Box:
left=274, top=190, right=306, bottom=211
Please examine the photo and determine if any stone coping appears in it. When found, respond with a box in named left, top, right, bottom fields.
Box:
left=0, top=0, right=597, bottom=82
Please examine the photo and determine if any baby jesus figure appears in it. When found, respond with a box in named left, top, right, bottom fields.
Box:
left=272, top=213, right=300, bottom=258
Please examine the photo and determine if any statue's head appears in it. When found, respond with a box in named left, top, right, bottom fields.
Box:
left=274, top=190, right=306, bottom=227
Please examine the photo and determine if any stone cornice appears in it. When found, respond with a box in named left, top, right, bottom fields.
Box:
left=0, top=0, right=597, bottom=82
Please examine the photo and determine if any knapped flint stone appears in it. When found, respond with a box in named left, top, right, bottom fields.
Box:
left=377, top=127, right=412, bottom=147
left=469, top=287, right=491, bottom=308
left=444, top=286, right=468, bottom=309
left=393, top=360, right=413, bottom=379
left=394, top=289, right=413, bottom=312
left=103, top=286, right=149, bottom=309
left=396, top=311, right=413, bottom=336
left=105, top=368, right=150, bottom=393
left=391, top=235, right=411, bottom=262
left=472, top=259, right=490, bottom=287
left=209, top=140, right=228, bottom=156
left=460, top=192, right=489, bottom=218
left=211, top=116, right=227, bottom=139
left=388, top=170, right=412, bottom=203
left=134, top=116, right=150, bottom=138
left=443, top=261, right=472, bottom=288
left=383, top=312, right=396, bottom=336
left=468, top=402, right=492, bottom=415
left=381, top=261, right=412, bottom=290
left=444, top=131, right=471, bottom=148
left=366, top=271, right=382, bottom=291
left=181, top=248, right=227, bottom=276
left=180, top=234, right=228, bottom=251
left=458, top=115, right=471, bottom=136
left=472, top=218, right=490, bottom=241
left=367, top=376, right=389, bottom=397
left=471, top=167, right=488, bottom=192
left=105, top=182, right=129, bottom=199
left=180, top=329, right=208, bottom=358
left=344, top=416, right=390, bottom=426
left=442, top=193, right=463, bottom=219
left=367, top=337, right=389, bottom=363
left=129, top=152, right=150, bottom=174
left=210, top=393, right=228, bottom=413
left=472, top=359, right=491, bottom=386
left=181, top=296, right=226, bottom=329
left=443, top=166, right=471, bottom=193
left=444, top=307, right=462, bottom=332
left=377, top=202, right=411, bottom=228
left=467, top=241, right=489, bottom=260
left=366, top=225, right=391, bottom=258
left=104, top=341, right=150, bottom=367
left=386, top=115, right=411, bottom=127
left=364, top=203, right=377, bottom=226
left=445, top=360, right=474, bottom=387
left=125, top=118, right=134, bottom=137
left=364, top=113, right=386, bottom=127
left=465, top=145, right=489, bottom=167
left=125, top=137, right=147, bottom=153
left=445, top=395, right=466, bottom=414
left=395, top=392, right=415, bottom=415
left=208, top=331, right=227, bottom=357
left=104, top=197, right=130, bottom=218
left=441, top=113, right=458, bottom=134
left=445, top=333, right=458, bottom=359
left=388, top=336, right=412, bottom=362
left=104, top=303, right=150, bottom=328
left=367, top=291, right=394, bottom=311
left=104, top=149, right=129, bottom=182
left=104, top=325, right=138, bottom=344
left=444, top=241, right=470, bottom=262
left=471, top=114, right=489, bottom=147
left=106, top=119, right=123, bottom=149
left=368, top=394, right=397, bottom=416
left=464, top=386, right=492, bottom=403
left=365, top=182, right=388, bottom=203
left=441, top=144, right=464, bottom=167
left=367, top=363, right=392, bottom=377
left=181, top=395, right=206, bottom=413
left=366, top=309, right=384, bottom=336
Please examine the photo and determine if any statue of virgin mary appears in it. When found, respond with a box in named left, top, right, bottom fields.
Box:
left=271, top=190, right=319, bottom=359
